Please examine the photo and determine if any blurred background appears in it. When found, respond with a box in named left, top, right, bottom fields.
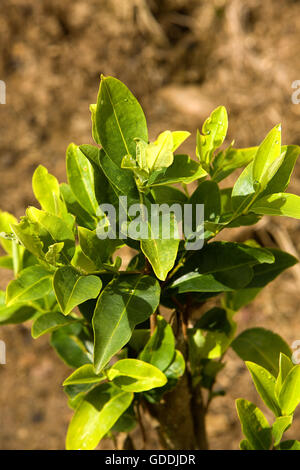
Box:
left=0, top=0, right=300, bottom=449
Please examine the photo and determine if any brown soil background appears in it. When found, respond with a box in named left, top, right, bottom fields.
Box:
left=0, top=0, right=300, bottom=450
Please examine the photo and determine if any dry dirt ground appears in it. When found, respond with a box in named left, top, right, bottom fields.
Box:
left=0, top=0, right=300, bottom=449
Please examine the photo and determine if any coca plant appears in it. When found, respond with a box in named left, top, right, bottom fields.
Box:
left=1, top=76, right=300, bottom=450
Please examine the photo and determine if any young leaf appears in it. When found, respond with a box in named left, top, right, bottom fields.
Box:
left=26, top=206, right=75, bottom=262
left=278, top=365, right=300, bottom=415
left=93, top=275, right=160, bottom=373
left=150, top=154, right=207, bottom=186
left=232, top=328, right=291, bottom=376
left=32, top=311, right=78, bottom=338
left=50, top=324, right=92, bottom=369
left=278, top=440, right=300, bottom=450
left=212, top=146, right=257, bottom=183
left=197, top=106, right=228, bottom=166
left=275, top=353, right=294, bottom=398
left=66, top=383, right=133, bottom=450
left=246, top=361, right=281, bottom=416
left=172, top=131, right=190, bottom=151
left=253, top=124, right=282, bottom=189
left=32, top=165, right=67, bottom=218
left=63, top=364, right=105, bottom=386
left=0, top=211, right=19, bottom=254
left=272, top=416, right=293, bottom=447
left=96, top=75, right=148, bottom=167
left=107, top=359, right=167, bottom=392
left=53, top=266, right=102, bottom=316
left=252, top=193, right=300, bottom=219
left=6, top=265, right=53, bottom=306
left=66, top=143, right=99, bottom=216
left=236, top=398, right=272, bottom=450
left=139, top=315, right=175, bottom=371
left=78, top=226, right=122, bottom=269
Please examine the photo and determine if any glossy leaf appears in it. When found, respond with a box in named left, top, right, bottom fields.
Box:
left=32, top=165, right=67, bottom=218
left=150, top=154, right=207, bottom=186
left=26, top=206, right=75, bottom=262
left=96, top=76, right=148, bottom=167
left=50, top=324, right=92, bottom=369
left=236, top=399, right=272, bottom=450
left=246, top=361, right=281, bottom=416
left=93, top=275, right=160, bottom=373
left=66, top=383, right=133, bottom=450
left=6, top=265, right=53, bottom=306
left=53, top=266, right=102, bottom=316
left=212, top=146, right=257, bottom=183
left=197, top=106, right=228, bottom=165
left=275, top=353, right=294, bottom=398
left=232, top=328, right=291, bottom=376
left=278, top=365, right=300, bottom=415
left=63, top=364, right=105, bottom=386
left=66, top=143, right=99, bottom=216
left=252, top=193, right=300, bottom=219
left=32, top=311, right=78, bottom=338
left=272, top=416, right=293, bottom=447
left=253, top=124, right=282, bottom=189
left=139, top=315, right=175, bottom=371
left=107, top=359, right=167, bottom=392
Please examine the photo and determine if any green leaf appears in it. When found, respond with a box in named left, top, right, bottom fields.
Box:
left=60, top=183, right=96, bottom=231
left=53, top=266, right=102, bottom=316
left=26, top=207, right=75, bottom=262
left=99, top=149, right=138, bottom=198
left=197, top=106, right=228, bottom=166
left=172, top=131, right=190, bottom=151
left=278, top=440, right=300, bottom=450
left=164, top=350, right=185, bottom=379
left=246, top=361, right=281, bottom=416
left=212, top=146, right=257, bottom=183
left=259, top=145, right=300, bottom=196
left=252, top=193, right=300, bottom=219
left=66, top=383, right=133, bottom=450
left=93, top=275, right=160, bottom=373
left=236, top=398, right=272, bottom=450
left=78, top=226, right=122, bottom=269
left=6, top=265, right=53, bottom=306
left=232, top=328, right=291, bottom=376
left=63, top=364, right=105, bottom=386
left=138, top=131, right=174, bottom=172
left=32, top=165, right=67, bottom=218
left=32, top=311, right=78, bottom=338
left=245, top=248, right=298, bottom=288
left=151, top=186, right=187, bottom=206
left=140, top=198, right=180, bottom=281
left=275, top=353, right=294, bottom=398
left=0, top=211, right=19, bottom=254
left=253, top=124, right=282, bottom=189
left=50, top=324, right=92, bottom=368
left=239, top=439, right=254, bottom=450
left=96, top=76, right=148, bottom=167
left=231, top=161, right=255, bottom=212
left=150, top=154, right=207, bottom=186
left=139, top=315, right=175, bottom=371
left=189, top=181, right=221, bottom=222
left=66, top=143, right=99, bottom=216
left=272, top=416, right=293, bottom=447
left=107, top=358, right=167, bottom=392
left=0, top=291, right=36, bottom=324
left=278, top=365, right=300, bottom=415
left=0, top=255, right=13, bottom=270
